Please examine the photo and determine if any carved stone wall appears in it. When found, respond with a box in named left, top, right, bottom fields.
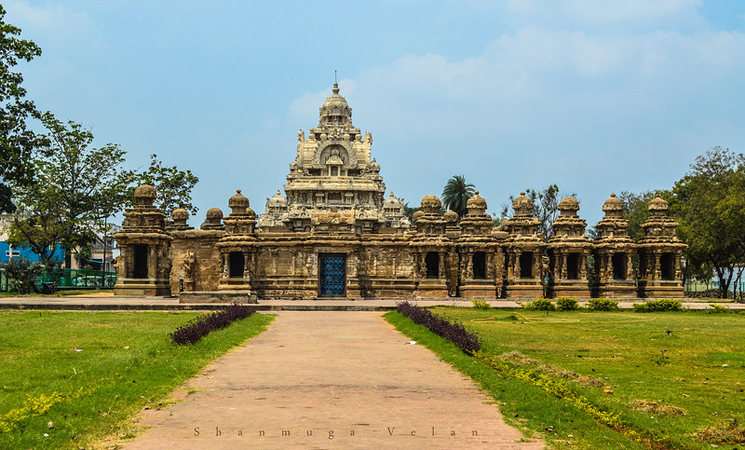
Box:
left=169, top=229, right=223, bottom=294
left=115, top=85, right=687, bottom=301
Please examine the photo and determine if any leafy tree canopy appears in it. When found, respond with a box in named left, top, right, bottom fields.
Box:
left=403, top=201, right=418, bottom=222
left=617, top=190, right=657, bottom=242
left=7, top=115, right=199, bottom=263
left=0, top=6, right=44, bottom=213
left=7, top=112, right=133, bottom=262
left=667, top=146, right=745, bottom=298
left=442, top=175, right=475, bottom=218
left=0, top=256, right=44, bottom=294
left=133, top=153, right=199, bottom=216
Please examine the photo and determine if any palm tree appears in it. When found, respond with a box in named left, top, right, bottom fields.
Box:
left=442, top=175, right=475, bottom=217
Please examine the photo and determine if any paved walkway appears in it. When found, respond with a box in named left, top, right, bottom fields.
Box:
left=121, top=311, right=544, bottom=449
left=1, top=293, right=742, bottom=311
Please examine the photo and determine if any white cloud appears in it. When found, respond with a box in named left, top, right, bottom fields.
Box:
left=4, top=1, right=98, bottom=44
left=565, top=0, right=702, bottom=23
left=502, top=0, right=705, bottom=30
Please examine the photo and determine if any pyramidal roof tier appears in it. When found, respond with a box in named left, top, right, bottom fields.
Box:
left=318, top=82, right=352, bottom=128
left=261, top=83, right=409, bottom=232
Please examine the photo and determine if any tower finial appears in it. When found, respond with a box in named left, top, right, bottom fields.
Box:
left=332, top=70, right=339, bottom=94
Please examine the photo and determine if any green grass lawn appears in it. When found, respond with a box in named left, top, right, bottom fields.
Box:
left=386, top=308, right=745, bottom=450
left=0, top=289, right=115, bottom=297
left=0, top=310, right=274, bottom=450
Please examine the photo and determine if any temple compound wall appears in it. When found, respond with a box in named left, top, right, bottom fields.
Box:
left=114, top=84, right=686, bottom=301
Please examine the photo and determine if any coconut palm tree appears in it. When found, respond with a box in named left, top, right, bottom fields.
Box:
left=442, top=175, right=475, bottom=217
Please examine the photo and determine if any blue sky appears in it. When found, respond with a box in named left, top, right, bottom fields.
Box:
left=5, top=0, right=745, bottom=227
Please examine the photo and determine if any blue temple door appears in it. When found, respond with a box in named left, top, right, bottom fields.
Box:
left=319, top=254, right=346, bottom=296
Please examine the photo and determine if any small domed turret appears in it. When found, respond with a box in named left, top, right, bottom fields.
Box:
left=383, top=192, right=403, bottom=214
left=602, top=193, right=624, bottom=218
left=648, top=195, right=669, bottom=217
left=228, top=190, right=250, bottom=215
left=134, top=184, right=156, bottom=207
left=201, top=208, right=225, bottom=230
left=512, top=192, right=533, bottom=216
left=420, top=195, right=442, bottom=214
left=557, top=197, right=579, bottom=216
left=466, top=191, right=487, bottom=214
left=443, top=210, right=459, bottom=223
left=172, top=208, right=188, bottom=221
left=319, top=83, right=352, bottom=127
left=266, top=190, right=287, bottom=211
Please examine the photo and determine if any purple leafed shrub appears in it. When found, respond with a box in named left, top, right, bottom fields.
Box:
left=396, top=301, right=481, bottom=354
left=171, top=302, right=256, bottom=345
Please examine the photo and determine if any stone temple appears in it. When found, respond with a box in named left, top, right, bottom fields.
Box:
left=114, top=84, right=686, bottom=301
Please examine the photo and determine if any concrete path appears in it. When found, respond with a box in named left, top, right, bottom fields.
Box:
left=121, top=311, right=544, bottom=449
left=2, top=293, right=742, bottom=311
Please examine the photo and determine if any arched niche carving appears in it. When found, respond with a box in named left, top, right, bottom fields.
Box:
left=312, top=140, right=357, bottom=169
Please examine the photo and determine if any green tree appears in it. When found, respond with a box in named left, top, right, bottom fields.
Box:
left=133, top=153, right=199, bottom=217
left=403, top=201, right=418, bottom=222
left=667, top=147, right=745, bottom=298
left=0, top=6, right=45, bottom=213
left=0, top=257, right=44, bottom=294
left=617, top=190, right=657, bottom=242
left=7, top=113, right=134, bottom=263
left=441, top=175, right=475, bottom=217
left=8, top=118, right=200, bottom=264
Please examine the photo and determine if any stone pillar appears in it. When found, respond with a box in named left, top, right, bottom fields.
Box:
left=626, top=253, right=634, bottom=280
left=438, top=252, right=445, bottom=279
left=580, top=252, right=588, bottom=280
left=560, top=253, right=567, bottom=280
left=243, top=252, right=251, bottom=281
left=125, top=247, right=133, bottom=278
left=467, top=253, right=474, bottom=280
left=486, top=253, right=494, bottom=279
left=148, top=246, right=156, bottom=279
left=222, top=253, right=229, bottom=278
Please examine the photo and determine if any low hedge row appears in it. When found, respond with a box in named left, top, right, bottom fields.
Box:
left=396, top=301, right=481, bottom=354
left=633, top=298, right=683, bottom=312
left=519, top=297, right=618, bottom=311
left=519, top=298, right=693, bottom=313
left=171, top=303, right=257, bottom=345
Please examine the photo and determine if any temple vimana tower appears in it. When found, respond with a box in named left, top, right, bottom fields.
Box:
left=114, top=84, right=685, bottom=301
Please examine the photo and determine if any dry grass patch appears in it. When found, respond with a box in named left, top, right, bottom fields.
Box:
left=630, top=400, right=686, bottom=416
left=693, top=420, right=745, bottom=444
left=499, top=351, right=606, bottom=388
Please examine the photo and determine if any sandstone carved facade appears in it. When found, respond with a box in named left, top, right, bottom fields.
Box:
left=114, top=85, right=686, bottom=300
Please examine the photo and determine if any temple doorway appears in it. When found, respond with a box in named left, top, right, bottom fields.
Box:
left=133, top=245, right=148, bottom=278
left=319, top=254, right=346, bottom=296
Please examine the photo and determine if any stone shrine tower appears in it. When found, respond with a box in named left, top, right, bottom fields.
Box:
left=114, top=185, right=172, bottom=296
left=503, top=193, right=547, bottom=298
left=279, top=83, right=395, bottom=233
left=547, top=197, right=592, bottom=298
left=593, top=193, right=637, bottom=298
left=638, top=196, right=687, bottom=298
